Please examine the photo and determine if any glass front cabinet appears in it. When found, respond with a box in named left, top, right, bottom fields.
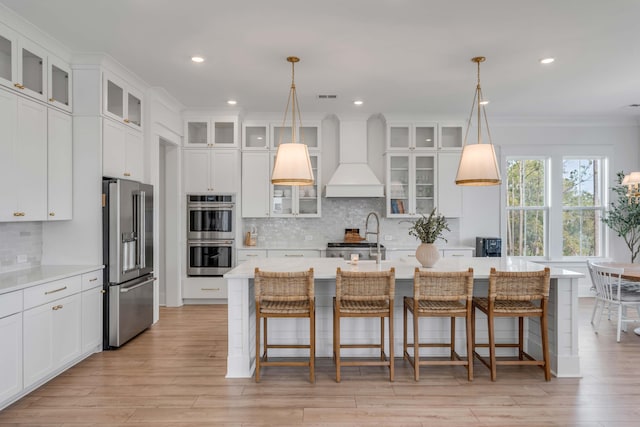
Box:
left=271, top=153, right=320, bottom=217
left=386, top=153, right=435, bottom=217
left=185, top=116, right=238, bottom=148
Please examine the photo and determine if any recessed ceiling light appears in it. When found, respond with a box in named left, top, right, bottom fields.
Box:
left=540, top=57, right=555, bottom=64
left=353, top=100, right=363, bottom=106
left=479, top=100, right=490, bottom=105
left=191, top=56, right=204, bottom=63
left=227, top=100, right=237, bottom=105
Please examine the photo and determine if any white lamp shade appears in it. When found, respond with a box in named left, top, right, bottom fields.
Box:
left=622, top=172, right=640, bottom=185
left=271, top=142, right=315, bottom=185
left=455, top=143, right=501, bottom=186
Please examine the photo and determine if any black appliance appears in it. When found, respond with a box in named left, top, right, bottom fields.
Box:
left=476, top=237, right=501, bottom=257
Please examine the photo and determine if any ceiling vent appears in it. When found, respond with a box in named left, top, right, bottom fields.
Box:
left=317, top=94, right=338, bottom=99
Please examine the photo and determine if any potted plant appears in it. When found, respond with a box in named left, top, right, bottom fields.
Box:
left=601, top=171, right=640, bottom=262
left=407, top=208, right=450, bottom=267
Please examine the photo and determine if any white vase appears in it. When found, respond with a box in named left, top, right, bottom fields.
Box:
left=415, top=243, right=440, bottom=268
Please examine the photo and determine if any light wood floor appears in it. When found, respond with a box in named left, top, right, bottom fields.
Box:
left=1, top=299, right=640, bottom=426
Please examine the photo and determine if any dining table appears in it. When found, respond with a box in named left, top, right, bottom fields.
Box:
left=598, top=262, right=640, bottom=336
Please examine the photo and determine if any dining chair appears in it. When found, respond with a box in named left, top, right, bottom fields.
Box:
left=587, top=260, right=640, bottom=342
left=472, top=267, right=551, bottom=381
left=334, top=267, right=395, bottom=382
left=254, top=267, right=315, bottom=383
left=403, top=268, right=474, bottom=381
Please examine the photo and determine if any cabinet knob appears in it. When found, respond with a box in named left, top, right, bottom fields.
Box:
left=124, top=118, right=130, bottom=124
left=124, top=172, right=131, bottom=177
left=13, top=212, right=20, bottom=217
left=49, top=212, right=55, bottom=216
left=13, top=83, right=25, bottom=89
left=100, top=290, right=107, bottom=294
left=49, top=98, right=55, bottom=102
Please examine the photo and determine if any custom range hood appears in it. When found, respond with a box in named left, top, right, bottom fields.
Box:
left=324, top=119, right=384, bottom=197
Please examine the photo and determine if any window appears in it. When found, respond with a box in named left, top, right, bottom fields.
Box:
left=505, top=159, right=547, bottom=256
left=562, top=158, right=605, bottom=257
left=504, top=153, right=608, bottom=260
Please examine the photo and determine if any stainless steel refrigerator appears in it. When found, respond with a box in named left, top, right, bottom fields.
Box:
left=102, top=178, right=155, bottom=349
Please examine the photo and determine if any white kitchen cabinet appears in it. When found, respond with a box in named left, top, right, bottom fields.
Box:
left=436, top=151, right=463, bottom=217
left=81, top=270, right=103, bottom=353
left=272, top=121, right=321, bottom=150
left=103, top=118, right=144, bottom=181
left=386, top=153, right=435, bottom=217
left=0, top=290, right=22, bottom=405
left=386, top=122, right=437, bottom=151
left=0, top=90, right=47, bottom=222
left=47, top=108, right=72, bottom=220
left=23, top=292, right=81, bottom=388
left=236, top=249, right=268, bottom=262
left=0, top=23, right=72, bottom=111
left=386, top=249, right=417, bottom=261
left=47, top=54, right=72, bottom=113
left=184, top=149, right=239, bottom=193
left=103, top=72, right=142, bottom=129
left=183, top=277, right=227, bottom=300
left=185, top=116, right=238, bottom=148
left=271, top=153, right=320, bottom=217
left=438, top=122, right=464, bottom=150
left=268, top=249, right=321, bottom=258
left=241, top=152, right=270, bottom=218
left=242, top=121, right=269, bottom=150
left=441, top=248, right=473, bottom=257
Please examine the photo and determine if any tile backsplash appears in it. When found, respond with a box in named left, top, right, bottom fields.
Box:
left=0, top=222, right=43, bottom=272
left=241, top=198, right=460, bottom=247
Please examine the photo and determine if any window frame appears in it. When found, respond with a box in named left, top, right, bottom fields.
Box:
left=501, top=145, right=611, bottom=262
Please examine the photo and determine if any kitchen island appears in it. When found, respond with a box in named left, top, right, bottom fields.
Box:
left=224, top=257, right=583, bottom=378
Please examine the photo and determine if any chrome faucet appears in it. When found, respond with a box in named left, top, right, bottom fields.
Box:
left=365, top=211, right=381, bottom=264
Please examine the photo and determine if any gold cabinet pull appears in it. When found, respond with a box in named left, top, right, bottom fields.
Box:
left=123, top=172, right=131, bottom=177
left=201, top=288, right=220, bottom=291
left=13, top=83, right=24, bottom=89
left=100, top=290, right=107, bottom=294
left=49, top=98, right=55, bottom=102
left=45, top=286, right=67, bottom=295
left=89, top=277, right=98, bottom=282
left=124, top=118, right=130, bottom=123
left=52, top=304, right=63, bottom=311
left=13, top=212, right=20, bottom=217
left=49, top=212, right=55, bottom=216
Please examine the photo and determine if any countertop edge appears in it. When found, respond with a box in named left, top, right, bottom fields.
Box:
left=0, top=265, right=105, bottom=295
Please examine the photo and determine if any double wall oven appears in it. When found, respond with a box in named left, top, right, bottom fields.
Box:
left=187, top=194, right=235, bottom=276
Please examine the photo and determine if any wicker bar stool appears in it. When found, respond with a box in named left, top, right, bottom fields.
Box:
left=333, top=267, right=396, bottom=382
left=254, top=267, right=315, bottom=383
left=403, top=268, right=474, bottom=381
left=472, top=267, right=551, bottom=381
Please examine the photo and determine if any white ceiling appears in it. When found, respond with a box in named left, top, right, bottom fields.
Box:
left=2, top=0, right=640, bottom=119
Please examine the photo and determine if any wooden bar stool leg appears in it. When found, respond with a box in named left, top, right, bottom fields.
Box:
left=488, top=311, right=496, bottom=382
left=450, top=317, right=456, bottom=361
left=255, top=312, right=261, bottom=383
left=335, top=309, right=341, bottom=383
left=380, top=317, right=385, bottom=361
left=310, top=306, right=315, bottom=383
left=518, top=317, right=524, bottom=360
left=403, top=301, right=408, bottom=361
left=413, top=309, right=419, bottom=381
left=389, top=309, right=394, bottom=382
left=541, top=311, right=551, bottom=381
left=263, top=317, right=268, bottom=361
left=465, top=312, right=473, bottom=381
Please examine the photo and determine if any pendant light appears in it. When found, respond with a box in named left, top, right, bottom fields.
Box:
left=455, top=56, right=502, bottom=186
left=622, top=172, right=640, bottom=204
left=271, top=56, right=314, bottom=186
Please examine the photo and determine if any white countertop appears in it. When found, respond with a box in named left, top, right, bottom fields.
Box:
left=238, top=242, right=474, bottom=251
left=0, top=265, right=104, bottom=295
left=224, top=257, right=583, bottom=280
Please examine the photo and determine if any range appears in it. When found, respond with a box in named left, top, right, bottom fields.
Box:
left=325, top=241, right=386, bottom=261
